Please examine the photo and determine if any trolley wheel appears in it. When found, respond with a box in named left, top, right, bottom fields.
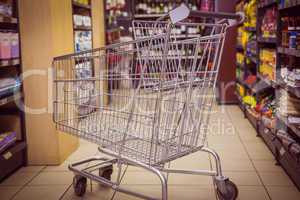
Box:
left=99, top=165, right=113, bottom=186
left=99, top=165, right=113, bottom=180
left=73, top=175, right=87, bottom=197
left=216, top=179, right=238, bottom=200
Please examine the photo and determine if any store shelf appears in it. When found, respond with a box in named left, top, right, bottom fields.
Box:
left=0, top=16, right=18, bottom=24
left=246, top=55, right=258, bottom=64
left=258, top=118, right=277, bottom=155
left=0, top=58, right=20, bottom=68
left=245, top=107, right=260, bottom=130
left=0, top=92, right=22, bottom=107
left=134, top=14, right=164, bottom=18
left=279, top=0, right=300, bottom=10
left=284, top=84, right=300, bottom=98
left=0, top=141, right=26, bottom=181
left=236, top=45, right=244, bottom=52
left=277, top=114, right=300, bottom=139
left=258, top=0, right=277, bottom=9
left=236, top=62, right=245, bottom=69
left=73, top=25, right=92, bottom=31
left=72, top=1, right=91, bottom=9
left=235, top=92, right=246, bottom=111
left=258, top=37, right=277, bottom=44
left=257, top=73, right=277, bottom=88
left=244, top=27, right=256, bottom=32
left=278, top=47, right=300, bottom=57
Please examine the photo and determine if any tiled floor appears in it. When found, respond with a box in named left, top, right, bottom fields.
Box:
left=1, top=105, right=300, bottom=200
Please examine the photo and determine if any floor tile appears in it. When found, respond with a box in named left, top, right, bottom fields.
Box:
left=44, top=162, right=70, bottom=172
left=245, top=147, right=274, bottom=161
left=213, top=158, right=255, bottom=172
left=0, top=186, right=21, bottom=200
left=66, top=146, right=99, bottom=162
left=237, top=186, right=270, bottom=200
left=224, top=172, right=262, bottom=186
left=28, top=171, right=73, bottom=186
left=18, top=166, right=45, bottom=173
left=12, top=185, right=69, bottom=200
left=266, top=186, right=300, bottom=200
left=114, top=185, right=216, bottom=200
left=170, top=151, right=211, bottom=170
left=0, top=172, right=37, bottom=186
left=252, top=160, right=283, bottom=172
left=259, top=171, right=294, bottom=186
left=61, top=186, right=113, bottom=200
left=120, top=171, right=162, bottom=185
left=168, top=173, right=213, bottom=186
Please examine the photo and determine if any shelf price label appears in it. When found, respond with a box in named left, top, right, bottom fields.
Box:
left=3, top=151, right=12, bottom=160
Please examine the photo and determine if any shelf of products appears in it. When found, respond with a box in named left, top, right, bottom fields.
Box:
left=259, top=48, right=277, bottom=81
left=278, top=47, right=300, bottom=57
left=236, top=0, right=300, bottom=190
left=0, top=0, right=26, bottom=181
left=72, top=0, right=93, bottom=52
left=279, top=0, right=300, bottom=10
left=258, top=0, right=278, bottom=9
left=260, top=5, right=278, bottom=39
left=72, top=0, right=91, bottom=9
left=105, top=0, right=132, bottom=44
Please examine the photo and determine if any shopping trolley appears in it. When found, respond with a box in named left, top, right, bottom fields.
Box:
left=53, top=4, right=243, bottom=200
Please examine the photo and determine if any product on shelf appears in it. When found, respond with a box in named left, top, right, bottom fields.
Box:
left=243, top=95, right=257, bottom=108
left=73, top=0, right=90, bottom=6
left=135, top=1, right=175, bottom=15
left=236, top=52, right=245, bottom=65
left=106, top=0, right=127, bottom=27
left=236, top=83, right=246, bottom=97
left=74, top=31, right=92, bottom=52
left=261, top=6, right=277, bottom=38
left=0, top=77, right=20, bottom=98
left=245, top=74, right=257, bottom=86
left=0, top=2, right=12, bottom=17
left=280, top=0, right=300, bottom=8
left=245, top=35, right=257, bottom=65
left=200, top=0, right=214, bottom=11
left=73, top=15, right=91, bottom=27
left=244, top=0, right=257, bottom=28
left=281, top=16, right=300, bottom=49
left=0, top=132, right=16, bottom=153
left=254, top=95, right=276, bottom=118
left=0, top=32, right=19, bottom=60
left=278, top=89, right=300, bottom=117
left=259, top=48, right=276, bottom=81
left=281, top=68, right=300, bottom=87
left=277, top=130, right=300, bottom=160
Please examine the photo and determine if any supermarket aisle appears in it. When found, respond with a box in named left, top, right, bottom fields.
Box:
left=1, top=105, right=300, bottom=200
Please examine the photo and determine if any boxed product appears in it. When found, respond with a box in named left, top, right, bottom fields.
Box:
left=0, top=132, right=17, bottom=153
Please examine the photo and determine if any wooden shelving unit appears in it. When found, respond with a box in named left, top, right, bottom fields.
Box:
left=0, top=0, right=27, bottom=181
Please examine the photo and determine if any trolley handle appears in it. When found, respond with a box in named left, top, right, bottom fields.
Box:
left=166, top=4, right=244, bottom=26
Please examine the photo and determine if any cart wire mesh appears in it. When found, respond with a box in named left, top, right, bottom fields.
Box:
left=53, top=21, right=227, bottom=166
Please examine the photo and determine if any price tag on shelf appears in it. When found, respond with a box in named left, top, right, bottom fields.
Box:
left=3, top=151, right=12, bottom=160
left=279, top=147, right=286, bottom=156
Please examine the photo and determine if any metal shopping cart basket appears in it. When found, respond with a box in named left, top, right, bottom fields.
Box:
left=53, top=4, right=243, bottom=200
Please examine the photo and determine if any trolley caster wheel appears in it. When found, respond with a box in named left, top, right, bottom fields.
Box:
left=99, top=165, right=113, bottom=186
left=215, top=179, right=238, bottom=200
left=73, top=175, right=87, bottom=197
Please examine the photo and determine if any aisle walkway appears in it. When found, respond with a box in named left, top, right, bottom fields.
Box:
left=1, top=105, right=300, bottom=200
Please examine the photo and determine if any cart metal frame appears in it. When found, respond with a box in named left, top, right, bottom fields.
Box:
left=53, top=4, right=244, bottom=200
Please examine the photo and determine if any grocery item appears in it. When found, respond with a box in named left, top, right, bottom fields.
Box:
left=259, top=48, right=276, bottom=81
left=261, top=6, right=277, bottom=38
left=0, top=132, right=17, bottom=153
